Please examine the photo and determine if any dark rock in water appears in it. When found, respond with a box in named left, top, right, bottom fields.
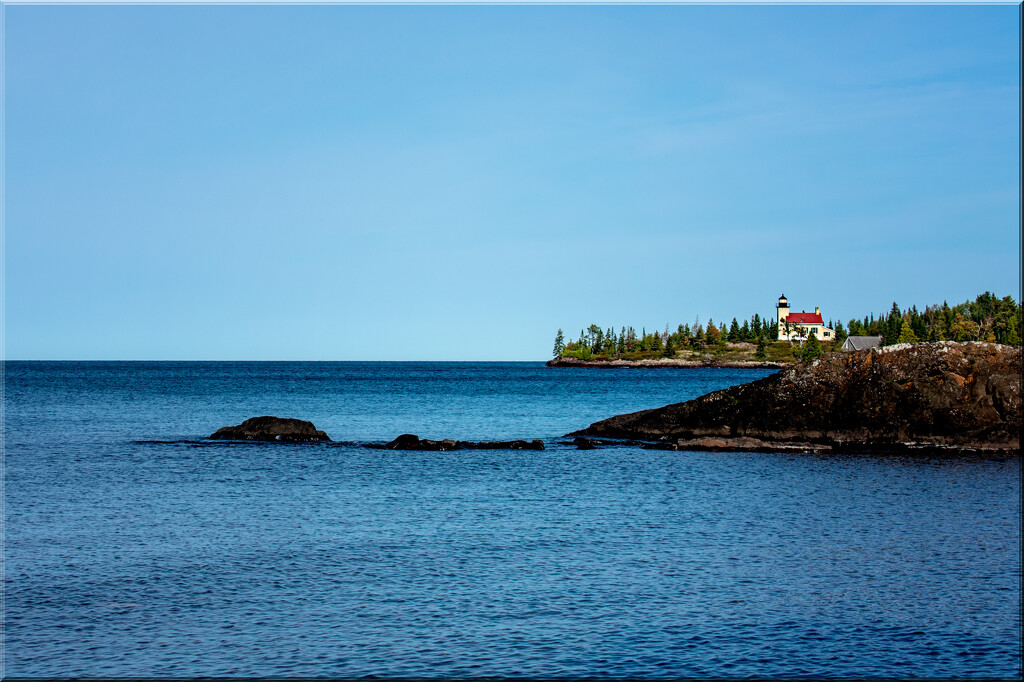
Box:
left=210, top=416, right=330, bottom=442
left=639, top=441, right=679, bottom=451
left=378, top=435, right=544, bottom=451
left=384, top=434, right=425, bottom=450
left=384, top=434, right=457, bottom=451
left=456, top=439, right=545, bottom=450
left=572, top=437, right=597, bottom=450
left=570, top=342, right=1021, bottom=454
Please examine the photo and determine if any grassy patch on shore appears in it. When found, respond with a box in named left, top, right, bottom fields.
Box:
left=568, top=340, right=829, bottom=364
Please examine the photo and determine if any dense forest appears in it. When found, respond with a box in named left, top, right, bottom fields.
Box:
left=553, top=292, right=1022, bottom=363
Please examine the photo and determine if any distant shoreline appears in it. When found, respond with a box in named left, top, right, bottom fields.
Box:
left=546, top=356, right=788, bottom=369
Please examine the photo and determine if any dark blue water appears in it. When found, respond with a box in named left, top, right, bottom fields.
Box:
left=4, top=362, right=1020, bottom=678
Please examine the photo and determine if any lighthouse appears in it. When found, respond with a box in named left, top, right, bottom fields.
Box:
left=776, top=294, right=833, bottom=342
left=776, top=294, right=790, bottom=329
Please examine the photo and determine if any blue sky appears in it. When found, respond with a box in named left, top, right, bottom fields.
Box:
left=4, top=4, right=1020, bottom=360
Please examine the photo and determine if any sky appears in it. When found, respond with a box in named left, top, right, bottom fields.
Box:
left=4, top=4, right=1020, bottom=360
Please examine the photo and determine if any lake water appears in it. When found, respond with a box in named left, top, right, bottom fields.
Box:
left=4, top=361, right=1020, bottom=678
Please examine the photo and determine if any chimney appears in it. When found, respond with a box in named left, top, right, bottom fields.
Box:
left=814, top=306, right=820, bottom=315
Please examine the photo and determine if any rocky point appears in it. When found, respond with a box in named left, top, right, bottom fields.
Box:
left=570, top=342, right=1021, bottom=454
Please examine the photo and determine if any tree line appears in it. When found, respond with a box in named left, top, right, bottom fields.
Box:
left=846, top=292, right=1021, bottom=346
left=553, top=292, right=1022, bottom=360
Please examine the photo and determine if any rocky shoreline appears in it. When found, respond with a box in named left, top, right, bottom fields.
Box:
left=569, top=342, right=1021, bottom=454
left=546, top=356, right=788, bottom=369
left=208, top=342, right=1020, bottom=455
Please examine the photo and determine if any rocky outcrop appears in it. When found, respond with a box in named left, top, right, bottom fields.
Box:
left=210, top=416, right=331, bottom=442
left=367, top=434, right=545, bottom=451
left=570, top=342, right=1021, bottom=453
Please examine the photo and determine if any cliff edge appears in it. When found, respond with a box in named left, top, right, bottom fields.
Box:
left=569, top=342, right=1021, bottom=453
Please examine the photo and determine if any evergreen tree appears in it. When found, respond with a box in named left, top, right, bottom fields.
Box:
left=896, top=319, right=919, bottom=344
left=553, top=329, right=565, bottom=358
left=1003, top=314, right=1021, bottom=346
left=882, top=303, right=902, bottom=346
left=728, top=318, right=741, bottom=342
left=993, top=297, right=1019, bottom=344
left=829, top=320, right=844, bottom=345
left=692, top=324, right=705, bottom=352
left=663, top=334, right=675, bottom=357
left=910, top=307, right=927, bottom=341
left=801, top=332, right=823, bottom=361
left=706, top=319, right=720, bottom=345
left=754, top=335, right=768, bottom=360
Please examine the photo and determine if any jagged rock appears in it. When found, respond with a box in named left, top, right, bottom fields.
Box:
left=210, top=416, right=330, bottom=442
left=570, top=342, right=1021, bottom=453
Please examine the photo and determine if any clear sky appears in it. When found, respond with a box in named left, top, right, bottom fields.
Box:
left=4, top=4, right=1020, bottom=360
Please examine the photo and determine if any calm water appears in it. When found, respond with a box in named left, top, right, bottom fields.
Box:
left=4, top=362, right=1020, bottom=678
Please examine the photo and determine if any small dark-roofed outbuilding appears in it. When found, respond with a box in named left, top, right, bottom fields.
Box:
left=842, top=335, right=882, bottom=352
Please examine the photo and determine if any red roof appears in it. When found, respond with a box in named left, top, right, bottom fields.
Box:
left=785, top=312, right=823, bottom=324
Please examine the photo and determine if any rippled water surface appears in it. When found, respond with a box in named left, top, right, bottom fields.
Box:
left=4, top=362, right=1021, bottom=677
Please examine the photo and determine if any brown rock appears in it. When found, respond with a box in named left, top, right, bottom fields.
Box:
left=569, top=342, right=1021, bottom=453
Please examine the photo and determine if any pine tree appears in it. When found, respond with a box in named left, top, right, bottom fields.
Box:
left=553, top=329, right=565, bottom=358
left=1003, top=315, right=1021, bottom=346
left=706, top=319, right=720, bottom=346
left=692, top=324, right=705, bottom=352
left=754, top=335, right=768, bottom=360
left=832, top=320, right=848, bottom=347
left=728, top=318, right=741, bottom=342
left=882, top=303, right=902, bottom=346
left=801, top=332, right=822, bottom=361
left=896, top=319, right=919, bottom=344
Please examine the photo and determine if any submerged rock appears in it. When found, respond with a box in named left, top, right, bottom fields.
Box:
left=570, top=342, right=1021, bottom=454
left=210, top=416, right=331, bottom=442
left=457, top=439, right=545, bottom=451
left=371, top=434, right=544, bottom=451
left=381, top=434, right=458, bottom=451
